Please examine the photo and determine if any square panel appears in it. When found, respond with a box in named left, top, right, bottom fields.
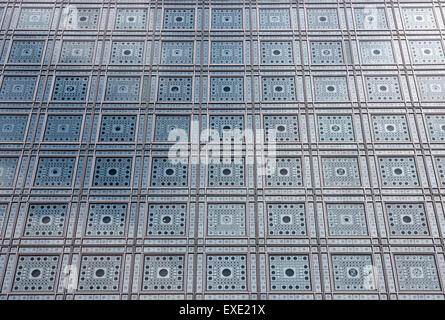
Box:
left=269, top=255, right=311, bottom=291
left=0, top=115, right=27, bottom=142
left=259, top=9, right=291, bottom=30
left=402, top=8, right=437, bottom=30
left=207, top=203, right=246, bottom=236
left=99, top=115, right=136, bottom=142
left=8, top=40, right=45, bottom=63
left=85, top=203, right=128, bottom=237
left=60, top=41, right=95, bottom=64
left=17, top=8, right=51, bottom=29
left=157, top=77, right=192, bottom=102
left=310, top=41, right=343, bottom=64
left=317, top=115, right=354, bottom=142
left=313, top=77, right=349, bottom=101
left=154, top=115, right=190, bottom=142
left=92, top=157, right=132, bottom=187
left=206, top=255, right=247, bottom=291
left=34, top=157, right=75, bottom=187
left=110, top=41, right=144, bottom=64
left=63, top=8, right=100, bottom=30
left=409, top=41, right=445, bottom=64
left=385, top=203, right=429, bottom=236
left=354, top=8, right=388, bottom=29
left=115, top=9, right=148, bottom=30
left=260, top=41, right=293, bottom=64
left=307, top=8, right=339, bottom=30
left=371, top=115, right=410, bottom=142
left=321, top=157, right=361, bottom=187
left=77, top=255, right=122, bottom=291
left=147, top=203, right=187, bottom=236
left=0, top=76, right=36, bottom=101
left=24, top=204, right=68, bottom=237
left=0, top=158, right=19, bottom=187
left=150, top=158, right=188, bottom=187
left=211, top=41, right=243, bottom=64
left=264, top=115, right=299, bottom=142
left=394, top=255, right=441, bottom=291
left=365, top=76, right=402, bottom=101
left=104, top=77, right=140, bottom=101
left=142, top=255, right=185, bottom=291
left=359, top=41, right=394, bottom=64
left=209, top=115, right=244, bottom=142
left=161, top=41, right=194, bottom=64
left=43, top=115, right=82, bottom=142
left=265, top=157, right=303, bottom=187
left=12, top=256, right=59, bottom=292
left=208, top=158, right=245, bottom=187
left=331, top=255, right=376, bottom=291
left=417, top=76, right=445, bottom=101
left=163, top=9, right=195, bottom=30
left=426, top=114, right=445, bottom=142
left=378, top=157, right=419, bottom=187
left=262, top=77, right=296, bottom=102
left=210, top=77, right=244, bottom=101
left=211, top=9, right=243, bottom=30
left=326, top=203, right=368, bottom=236
left=52, top=77, right=88, bottom=101
left=266, top=203, right=307, bottom=236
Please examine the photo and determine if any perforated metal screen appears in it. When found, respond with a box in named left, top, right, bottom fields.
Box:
left=1, top=0, right=445, bottom=301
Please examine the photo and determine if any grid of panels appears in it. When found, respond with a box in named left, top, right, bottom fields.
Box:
left=0, top=0, right=445, bottom=300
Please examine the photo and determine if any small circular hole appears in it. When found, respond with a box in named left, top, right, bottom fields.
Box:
left=159, top=268, right=169, bottom=277
left=41, top=216, right=51, bottom=224
left=95, top=269, right=105, bottom=277
left=31, top=269, right=41, bottom=278
left=282, top=215, right=291, bottom=223
left=162, top=216, right=172, bottom=224
left=222, top=168, right=231, bottom=176
left=102, top=216, right=111, bottom=224
left=222, top=268, right=232, bottom=277
left=285, top=268, right=295, bottom=277
left=108, top=168, right=117, bottom=176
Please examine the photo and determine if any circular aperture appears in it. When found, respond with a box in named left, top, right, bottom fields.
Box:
left=108, top=168, right=117, bottom=176
left=273, top=50, right=281, bottom=56
left=159, top=268, right=169, bottom=277
left=123, top=50, right=132, bottom=56
left=277, top=125, right=286, bottom=132
left=222, top=268, right=232, bottom=277
left=31, top=269, right=41, bottom=278
left=279, top=168, right=288, bottom=176
left=162, top=216, right=172, bottom=224
left=165, top=168, right=175, bottom=176
left=95, top=269, right=105, bottom=277
left=402, top=215, right=412, bottom=223
left=379, top=85, right=388, bottom=92
left=274, top=86, right=283, bottom=92
left=394, top=168, right=403, bottom=175
left=102, top=216, right=112, bottom=224
left=386, top=124, right=395, bottom=132
left=41, top=216, right=51, bottom=224
left=175, top=16, right=183, bottom=22
left=285, top=268, right=295, bottom=277
left=281, top=215, right=291, bottom=223
left=331, top=125, right=340, bottom=132
left=222, top=168, right=232, bottom=176
left=336, top=168, right=346, bottom=175
left=223, top=86, right=231, bottom=92
left=348, top=268, right=358, bottom=277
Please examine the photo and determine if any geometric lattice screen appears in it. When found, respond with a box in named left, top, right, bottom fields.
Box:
left=1, top=0, right=445, bottom=300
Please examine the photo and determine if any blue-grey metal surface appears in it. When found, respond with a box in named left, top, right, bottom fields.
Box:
left=0, top=0, right=445, bottom=300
